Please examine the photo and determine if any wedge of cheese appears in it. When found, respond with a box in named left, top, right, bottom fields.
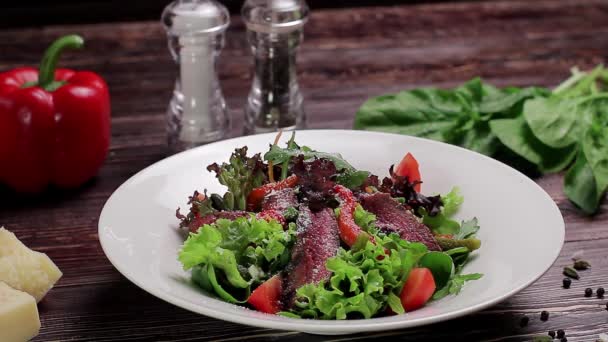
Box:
left=0, top=227, right=63, bottom=302
left=0, top=281, right=41, bottom=342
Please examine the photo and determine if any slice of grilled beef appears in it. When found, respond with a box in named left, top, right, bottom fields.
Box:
left=187, top=211, right=249, bottom=233
left=360, top=192, right=440, bottom=251
left=281, top=206, right=340, bottom=309
left=261, top=188, right=298, bottom=213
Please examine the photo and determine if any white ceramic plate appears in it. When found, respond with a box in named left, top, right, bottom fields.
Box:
left=99, top=130, right=564, bottom=335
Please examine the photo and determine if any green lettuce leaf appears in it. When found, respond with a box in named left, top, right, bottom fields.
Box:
left=178, top=217, right=296, bottom=291
left=420, top=188, right=481, bottom=242
left=207, top=147, right=266, bottom=210
left=421, top=187, right=463, bottom=235
left=287, top=233, right=428, bottom=319
left=353, top=204, right=378, bottom=234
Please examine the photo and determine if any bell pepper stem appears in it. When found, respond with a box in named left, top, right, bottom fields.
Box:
left=38, top=35, right=84, bottom=89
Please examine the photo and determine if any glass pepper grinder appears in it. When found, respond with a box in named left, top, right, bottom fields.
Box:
left=242, top=0, right=310, bottom=134
left=162, top=0, right=230, bottom=153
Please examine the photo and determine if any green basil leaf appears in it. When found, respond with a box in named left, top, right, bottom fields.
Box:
left=418, top=251, right=454, bottom=289
left=523, top=97, right=588, bottom=148
left=479, top=86, right=548, bottom=114
left=489, top=117, right=577, bottom=173
left=582, top=124, right=608, bottom=200
left=564, top=150, right=600, bottom=214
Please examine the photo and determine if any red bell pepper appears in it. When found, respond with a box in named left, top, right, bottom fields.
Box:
left=0, top=35, right=110, bottom=193
left=333, top=184, right=372, bottom=247
left=246, top=175, right=298, bottom=211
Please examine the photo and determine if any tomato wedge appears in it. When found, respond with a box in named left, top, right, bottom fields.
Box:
left=394, top=152, right=422, bottom=192
left=400, top=268, right=436, bottom=312
left=247, top=275, right=283, bottom=314
left=246, top=175, right=298, bottom=211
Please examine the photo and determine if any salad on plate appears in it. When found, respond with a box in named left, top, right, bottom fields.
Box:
left=176, top=132, right=482, bottom=319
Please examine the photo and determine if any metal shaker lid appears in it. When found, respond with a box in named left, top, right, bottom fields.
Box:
left=242, top=0, right=310, bottom=34
left=162, top=0, right=230, bottom=36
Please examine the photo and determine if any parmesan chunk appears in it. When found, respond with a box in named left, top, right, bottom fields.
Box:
left=0, top=281, right=41, bottom=342
left=0, top=227, right=62, bottom=302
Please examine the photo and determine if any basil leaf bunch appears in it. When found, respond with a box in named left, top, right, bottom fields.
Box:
left=354, top=78, right=548, bottom=156
left=355, top=66, right=608, bottom=214
left=491, top=66, right=608, bottom=214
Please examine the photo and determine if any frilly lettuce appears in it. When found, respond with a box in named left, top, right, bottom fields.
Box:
left=421, top=187, right=480, bottom=240
left=206, top=147, right=266, bottom=210
left=179, top=216, right=296, bottom=301
left=421, top=187, right=463, bottom=235
left=285, top=232, right=428, bottom=319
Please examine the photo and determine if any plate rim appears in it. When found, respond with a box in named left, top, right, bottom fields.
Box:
left=98, top=129, right=565, bottom=334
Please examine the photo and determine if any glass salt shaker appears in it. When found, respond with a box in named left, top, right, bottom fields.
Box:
left=162, top=0, right=230, bottom=153
left=242, top=0, right=310, bottom=134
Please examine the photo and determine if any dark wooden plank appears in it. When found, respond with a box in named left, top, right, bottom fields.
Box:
left=1, top=0, right=607, bottom=341
left=0, top=0, right=485, bottom=28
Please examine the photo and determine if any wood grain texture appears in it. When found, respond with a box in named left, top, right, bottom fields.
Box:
left=1, top=0, right=608, bottom=341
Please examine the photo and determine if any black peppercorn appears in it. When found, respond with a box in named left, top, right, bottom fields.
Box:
left=598, top=287, right=605, bottom=298
left=562, top=278, right=571, bottom=289
left=540, top=310, right=549, bottom=321
left=605, top=302, right=608, bottom=310
left=548, top=330, right=556, bottom=338
left=561, top=338, right=567, bottom=342
left=519, top=315, right=529, bottom=327
left=585, top=288, right=593, bottom=297
left=557, top=329, right=565, bottom=338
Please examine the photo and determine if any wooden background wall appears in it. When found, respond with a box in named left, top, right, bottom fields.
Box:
left=0, top=0, right=484, bottom=28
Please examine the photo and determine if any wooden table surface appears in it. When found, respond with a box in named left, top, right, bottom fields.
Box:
left=1, top=0, right=608, bottom=341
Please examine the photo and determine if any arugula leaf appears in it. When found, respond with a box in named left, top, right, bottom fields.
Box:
left=448, top=273, right=483, bottom=295
left=432, top=273, right=483, bottom=300
left=444, top=247, right=470, bottom=268
left=264, top=143, right=356, bottom=172
left=455, top=218, right=480, bottom=239
left=335, top=170, right=370, bottom=189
